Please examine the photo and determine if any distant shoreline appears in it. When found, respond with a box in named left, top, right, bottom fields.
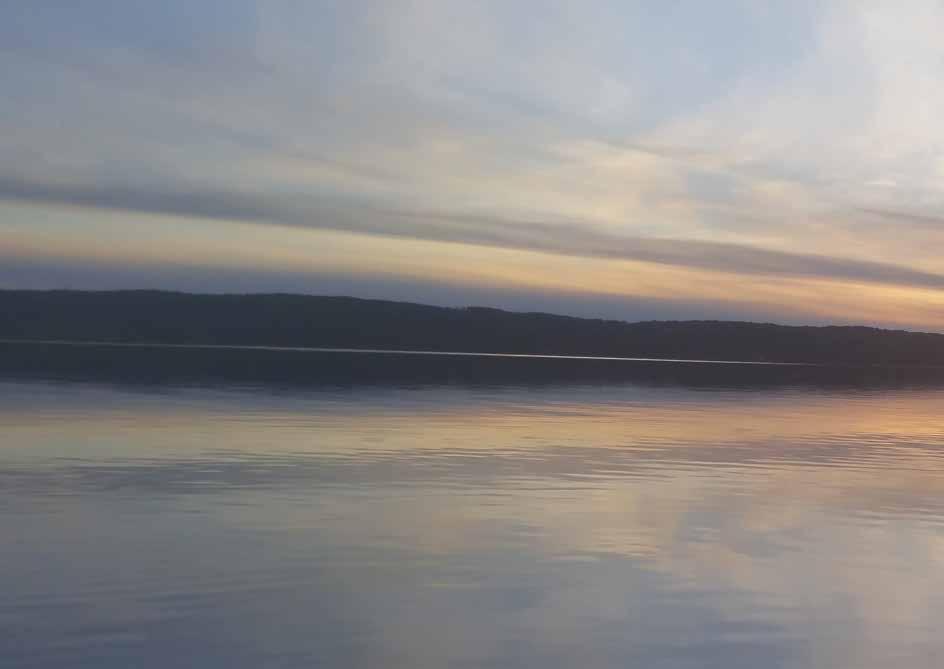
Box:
left=4, top=290, right=944, bottom=366
left=0, top=339, right=814, bottom=367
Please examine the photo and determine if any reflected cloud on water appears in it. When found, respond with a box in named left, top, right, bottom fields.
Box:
left=3, top=351, right=944, bottom=667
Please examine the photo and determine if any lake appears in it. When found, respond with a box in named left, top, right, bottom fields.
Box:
left=4, top=343, right=944, bottom=668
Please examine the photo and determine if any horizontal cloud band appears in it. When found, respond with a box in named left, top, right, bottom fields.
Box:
left=5, top=174, right=944, bottom=293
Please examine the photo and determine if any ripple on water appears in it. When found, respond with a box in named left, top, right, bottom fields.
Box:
left=4, top=368, right=944, bottom=668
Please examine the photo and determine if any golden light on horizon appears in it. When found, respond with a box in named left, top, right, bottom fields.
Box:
left=6, top=200, right=944, bottom=331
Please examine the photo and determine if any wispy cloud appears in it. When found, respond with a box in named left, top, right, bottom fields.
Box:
left=6, top=174, right=944, bottom=294
left=4, top=1, right=944, bottom=326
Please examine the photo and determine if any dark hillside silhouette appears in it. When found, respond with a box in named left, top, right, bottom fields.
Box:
left=2, top=289, right=943, bottom=365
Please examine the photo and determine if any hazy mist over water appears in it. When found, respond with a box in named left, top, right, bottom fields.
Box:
left=5, top=347, right=944, bottom=668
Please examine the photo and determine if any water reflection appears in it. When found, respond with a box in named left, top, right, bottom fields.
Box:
left=3, top=350, right=944, bottom=667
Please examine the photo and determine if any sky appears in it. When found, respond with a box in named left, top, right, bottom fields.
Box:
left=4, top=1, right=944, bottom=329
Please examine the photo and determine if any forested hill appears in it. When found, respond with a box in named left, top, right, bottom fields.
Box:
left=1, top=289, right=943, bottom=365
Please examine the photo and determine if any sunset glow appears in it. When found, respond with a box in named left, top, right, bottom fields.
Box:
left=5, top=2, right=944, bottom=327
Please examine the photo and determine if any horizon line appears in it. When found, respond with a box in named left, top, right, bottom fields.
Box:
left=0, top=287, right=937, bottom=336
left=0, top=338, right=886, bottom=368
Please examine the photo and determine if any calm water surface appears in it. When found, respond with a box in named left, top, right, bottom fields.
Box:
left=4, top=345, right=944, bottom=668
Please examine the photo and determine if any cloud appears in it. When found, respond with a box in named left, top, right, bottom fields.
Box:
left=856, top=207, right=944, bottom=229
left=6, top=174, right=944, bottom=295
left=5, top=1, right=944, bottom=326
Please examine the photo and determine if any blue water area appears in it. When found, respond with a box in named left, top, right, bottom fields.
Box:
left=3, top=344, right=944, bottom=668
